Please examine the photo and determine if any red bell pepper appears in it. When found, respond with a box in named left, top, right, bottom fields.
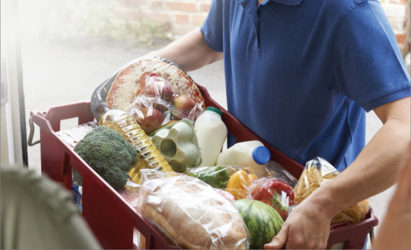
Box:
left=251, top=179, right=295, bottom=220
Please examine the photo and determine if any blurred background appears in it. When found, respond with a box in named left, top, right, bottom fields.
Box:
left=1, top=0, right=410, bottom=249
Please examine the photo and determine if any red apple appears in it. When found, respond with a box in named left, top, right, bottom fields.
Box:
left=143, top=76, right=176, bottom=112
left=172, top=94, right=196, bottom=120
left=145, top=78, right=176, bottom=102
left=135, top=107, right=165, bottom=134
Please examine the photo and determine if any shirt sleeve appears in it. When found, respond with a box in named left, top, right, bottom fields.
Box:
left=332, top=0, right=410, bottom=112
left=200, top=0, right=225, bottom=52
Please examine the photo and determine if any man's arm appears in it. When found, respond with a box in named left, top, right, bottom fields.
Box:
left=373, top=159, right=410, bottom=249
left=145, top=28, right=223, bottom=72
left=266, top=96, right=410, bottom=249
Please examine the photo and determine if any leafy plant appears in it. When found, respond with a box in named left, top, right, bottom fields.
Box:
left=20, top=0, right=174, bottom=45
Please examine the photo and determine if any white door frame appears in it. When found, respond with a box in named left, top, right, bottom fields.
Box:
left=1, top=0, right=28, bottom=166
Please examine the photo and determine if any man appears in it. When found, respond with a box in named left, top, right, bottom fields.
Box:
left=147, top=0, right=411, bottom=248
left=1, top=166, right=101, bottom=249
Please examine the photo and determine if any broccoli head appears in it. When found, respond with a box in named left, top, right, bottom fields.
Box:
left=74, top=126, right=137, bottom=190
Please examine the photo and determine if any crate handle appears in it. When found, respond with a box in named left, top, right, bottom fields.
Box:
left=28, top=116, right=41, bottom=146
left=369, top=227, right=375, bottom=247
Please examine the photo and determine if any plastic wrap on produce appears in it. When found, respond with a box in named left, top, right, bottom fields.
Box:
left=56, top=121, right=98, bottom=148
left=104, top=56, right=205, bottom=134
left=294, top=157, right=370, bottom=224
left=117, top=181, right=142, bottom=213
left=138, top=170, right=250, bottom=249
left=214, top=189, right=235, bottom=202
left=188, top=166, right=258, bottom=200
left=264, top=161, right=298, bottom=188
left=247, top=177, right=295, bottom=220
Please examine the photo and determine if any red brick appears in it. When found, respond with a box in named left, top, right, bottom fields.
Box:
left=119, top=0, right=145, bottom=9
left=200, top=3, right=211, bottom=12
left=151, top=1, right=164, bottom=9
left=144, top=12, right=172, bottom=23
left=175, top=14, right=189, bottom=24
left=389, top=0, right=408, bottom=4
left=166, top=2, right=197, bottom=12
left=190, top=13, right=207, bottom=25
left=396, top=33, right=406, bottom=44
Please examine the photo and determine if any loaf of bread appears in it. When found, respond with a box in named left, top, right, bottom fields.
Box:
left=106, top=56, right=205, bottom=111
left=140, top=175, right=249, bottom=249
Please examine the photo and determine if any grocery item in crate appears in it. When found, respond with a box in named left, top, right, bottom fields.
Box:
left=97, top=103, right=175, bottom=183
left=194, top=107, right=227, bottom=167
left=226, top=168, right=258, bottom=200
left=188, top=166, right=231, bottom=188
left=294, top=157, right=370, bottom=224
left=188, top=166, right=258, bottom=200
left=73, top=126, right=137, bottom=190
left=117, top=183, right=142, bottom=212
left=151, top=119, right=202, bottom=172
left=56, top=121, right=98, bottom=148
left=217, top=141, right=271, bottom=178
left=91, top=56, right=206, bottom=134
left=234, top=199, right=284, bottom=249
left=248, top=177, right=295, bottom=220
left=138, top=170, right=250, bottom=249
left=123, top=73, right=205, bottom=134
left=264, top=161, right=298, bottom=188
left=215, top=189, right=236, bottom=202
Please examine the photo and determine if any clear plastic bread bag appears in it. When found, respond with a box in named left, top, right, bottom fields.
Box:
left=264, top=161, right=298, bottom=188
left=105, top=56, right=205, bottom=135
left=188, top=166, right=258, bottom=201
left=137, top=169, right=251, bottom=249
left=294, top=157, right=370, bottom=224
left=247, top=177, right=295, bottom=221
left=117, top=181, right=143, bottom=214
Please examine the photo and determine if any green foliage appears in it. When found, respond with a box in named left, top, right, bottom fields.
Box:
left=74, top=126, right=137, bottom=190
left=21, top=0, right=173, bottom=44
left=138, top=19, right=170, bottom=46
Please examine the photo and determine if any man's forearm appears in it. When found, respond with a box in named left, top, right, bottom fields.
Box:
left=145, top=28, right=223, bottom=72
left=311, top=98, right=410, bottom=218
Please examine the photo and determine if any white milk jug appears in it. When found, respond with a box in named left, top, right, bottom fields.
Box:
left=216, top=140, right=271, bottom=177
left=194, top=107, right=227, bottom=167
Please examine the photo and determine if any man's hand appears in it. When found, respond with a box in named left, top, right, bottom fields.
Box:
left=266, top=97, right=410, bottom=249
left=264, top=191, right=332, bottom=249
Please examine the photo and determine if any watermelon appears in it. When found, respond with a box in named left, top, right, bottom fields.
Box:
left=234, top=199, right=284, bottom=249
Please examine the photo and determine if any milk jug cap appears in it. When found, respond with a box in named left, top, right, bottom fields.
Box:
left=205, top=107, right=222, bottom=117
left=252, top=146, right=271, bottom=165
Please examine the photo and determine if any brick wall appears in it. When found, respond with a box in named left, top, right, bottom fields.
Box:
left=114, top=0, right=410, bottom=55
left=380, top=0, right=410, bottom=56
left=113, top=0, right=211, bottom=35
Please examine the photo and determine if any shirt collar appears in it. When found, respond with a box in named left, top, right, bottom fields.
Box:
left=238, top=0, right=302, bottom=9
left=265, top=0, right=302, bottom=6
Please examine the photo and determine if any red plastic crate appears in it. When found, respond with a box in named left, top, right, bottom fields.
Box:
left=30, top=84, right=378, bottom=249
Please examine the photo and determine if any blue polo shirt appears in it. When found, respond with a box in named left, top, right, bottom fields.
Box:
left=201, top=0, right=410, bottom=171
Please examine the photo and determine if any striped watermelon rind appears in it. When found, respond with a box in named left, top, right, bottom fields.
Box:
left=234, top=199, right=284, bottom=249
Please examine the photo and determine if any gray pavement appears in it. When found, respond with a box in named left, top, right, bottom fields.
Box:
left=22, top=37, right=394, bottom=248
